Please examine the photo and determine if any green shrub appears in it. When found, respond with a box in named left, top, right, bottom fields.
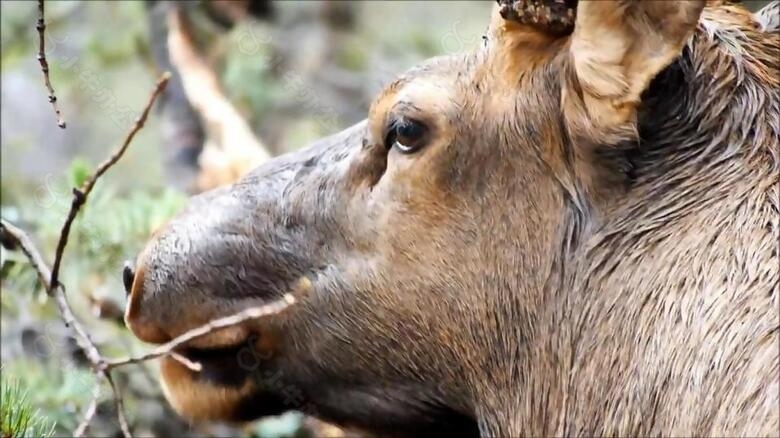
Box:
left=1, top=374, right=56, bottom=438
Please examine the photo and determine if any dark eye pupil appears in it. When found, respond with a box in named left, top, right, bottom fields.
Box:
left=384, top=118, right=428, bottom=153
left=397, top=121, right=423, bottom=141
left=391, top=119, right=427, bottom=153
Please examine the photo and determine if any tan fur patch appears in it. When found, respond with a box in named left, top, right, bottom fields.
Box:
left=160, top=357, right=256, bottom=421
left=486, top=6, right=564, bottom=84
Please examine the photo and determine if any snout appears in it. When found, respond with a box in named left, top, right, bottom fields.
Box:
left=121, top=187, right=291, bottom=421
left=121, top=124, right=361, bottom=421
left=123, top=259, right=170, bottom=344
left=123, top=185, right=262, bottom=342
left=122, top=174, right=324, bottom=421
left=123, top=124, right=361, bottom=349
left=123, top=253, right=256, bottom=349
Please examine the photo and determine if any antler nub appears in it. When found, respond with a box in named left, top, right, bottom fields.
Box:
left=497, top=0, right=577, bottom=35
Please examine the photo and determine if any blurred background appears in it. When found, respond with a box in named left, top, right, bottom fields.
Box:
left=1, top=1, right=772, bottom=437
left=0, top=1, right=489, bottom=437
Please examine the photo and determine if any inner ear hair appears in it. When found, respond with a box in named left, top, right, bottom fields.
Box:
left=562, top=0, right=706, bottom=144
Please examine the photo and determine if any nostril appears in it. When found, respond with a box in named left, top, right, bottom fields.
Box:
left=122, top=261, right=135, bottom=296
left=123, top=262, right=171, bottom=344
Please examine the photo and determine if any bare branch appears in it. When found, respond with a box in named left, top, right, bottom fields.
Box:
left=73, top=383, right=101, bottom=438
left=0, top=219, right=102, bottom=366
left=1, top=217, right=101, bottom=362
left=36, top=0, right=65, bottom=128
left=0, top=219, right=52, bottom=288
left=1, top=73, right=171, bottom=437
left=170, top=351, right=203, bottom=372
left=81, top=72, right=172, bottom=195
left=105, top=372, right=132, bottom=438
left=103, top=294, right=295, bottom=371
left=0, top=218, right=111, bottom=424
left=2, top=218, right=296, bottom=436
left=1, top=69, right=300, bottom=436
left=49, top=72, right=171, bottom=290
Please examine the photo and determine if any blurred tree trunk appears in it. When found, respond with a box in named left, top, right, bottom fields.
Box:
left=146, top=0, right=204, bottom=193
left=144, top=0, right=274, bottom=193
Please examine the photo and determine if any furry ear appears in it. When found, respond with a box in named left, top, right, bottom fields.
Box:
left=564, top=1, right=705, bottom=141
left=496, top=0, right=704, bottom=141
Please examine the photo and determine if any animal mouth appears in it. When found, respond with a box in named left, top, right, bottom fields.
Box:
left=173, top=337, right=259, bottom=387
left=179, top=341, right=248, bottom=364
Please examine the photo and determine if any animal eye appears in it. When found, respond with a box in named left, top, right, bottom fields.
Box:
left=385, top=118, right=428, bottom=154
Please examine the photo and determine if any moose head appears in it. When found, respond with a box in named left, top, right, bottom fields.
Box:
left=123, top=0, right=780, bottom=435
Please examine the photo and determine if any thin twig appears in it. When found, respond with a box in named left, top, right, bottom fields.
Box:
left=36, top=0, right=65, bottom=128
left=0, top=70, right=298, bottom=437
left=105, top=372, right=131, bottom=438
left=170, top=352, right=203, bottom=372
left=0, top=73, right=170, bottom=438
left=1, top=224, right=131, bottom=437
left=0, top=219, right=51, bottom=287
left=103, top=294, right=295, bottom=371
left=55, top=287, right=104, bottom=362
left=1, top=219, right=108, bottom=422
left=49, top=72, right=171, bottom=290
left=2, top=218, right=297, bottom=435
left=1, top=218, right=103, bottom=367
left=0, top=220, right=101, bottom=367
left=73, top=383, right=102, bottom=438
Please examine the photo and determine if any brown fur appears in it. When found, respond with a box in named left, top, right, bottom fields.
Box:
left=125, top=1, right=779, bottom=436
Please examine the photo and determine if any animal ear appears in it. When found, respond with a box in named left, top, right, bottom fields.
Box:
left=563, top=0, right=705, bottom=140
left=498, top=0, right=705, bottom=140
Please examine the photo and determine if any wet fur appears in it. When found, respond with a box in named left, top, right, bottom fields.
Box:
left=542, top=5, right=779, bottom=437
left=128, top=3, right=779, bottom=436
